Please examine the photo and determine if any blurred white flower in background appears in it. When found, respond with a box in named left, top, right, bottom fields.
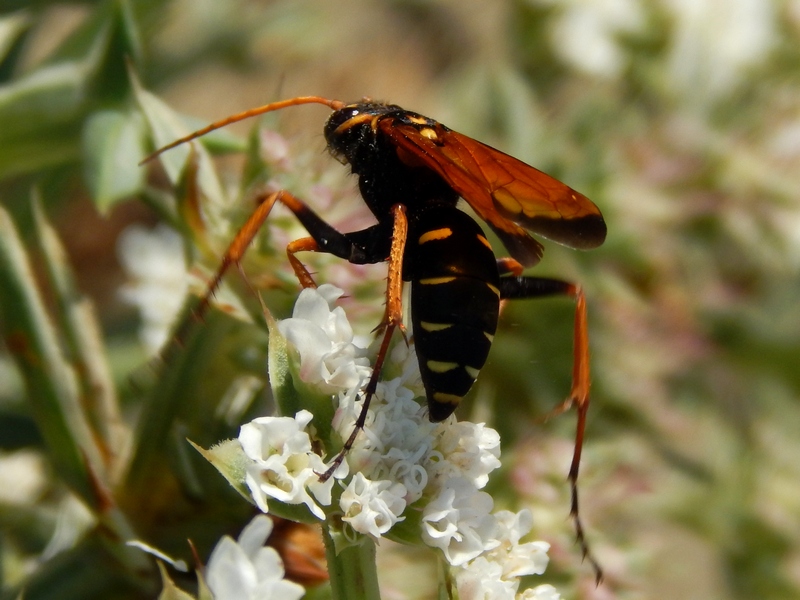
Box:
left=532, top=0, right=775, bottom=103
left=117, top=223, right=188, bottom=355
left=666, top=0, right=775, bottom=102
left=534, top=0, right=646, bottom=78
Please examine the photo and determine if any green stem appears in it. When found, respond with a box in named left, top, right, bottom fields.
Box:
left=322, top=522, right=381, bottom=600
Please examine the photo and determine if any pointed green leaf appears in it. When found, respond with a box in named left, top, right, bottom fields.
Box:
left=0, top=60, right=87, bottom=140
left=32, top=197, right=123, bottom=469
left=190, top=438, right=250, bottom=500
left=0, top=10, right=32, bottom=64
left=0, top=205, right=96, bottom=506
left=196, top=570, right=214, bottom=600
left=157, top=562, right=197, bottom=600
left=131, top=70, right=226, bottom=207
left=83, top=109, right=147, bottom=212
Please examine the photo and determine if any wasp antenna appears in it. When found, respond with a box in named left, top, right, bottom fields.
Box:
left=139, top=96, right=345, bottom=165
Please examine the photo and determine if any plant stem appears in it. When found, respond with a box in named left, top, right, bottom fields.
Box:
left=322, top=521, right=381, bottom=600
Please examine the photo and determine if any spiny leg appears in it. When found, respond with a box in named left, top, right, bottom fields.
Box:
left=169, top=189, right=384, bottom=350
left=499, top=274, right=602, bottom=584
left=319, top=204, right=408, bottom=482
left=168, top=190, right=283, bottom=350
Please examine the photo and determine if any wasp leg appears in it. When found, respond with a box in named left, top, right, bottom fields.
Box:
left=168, top=189, right=282, bottom=350
left=378, top=204, right=408, bottom=336
left=175, top=189, right=390, bottom=341
left=319, top=204, right=408, bottom=482
left=498, top=274, right=602, bottom=584
left=495, top=256, right=524, bottom=277
left=286, top=237, right=320, bottom=289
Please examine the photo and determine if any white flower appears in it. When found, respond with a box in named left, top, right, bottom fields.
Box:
left=486, top=510, right=550, bottom=580
left=340, top=472, right=408, bottom=537
left=206, top=515, right=305, bottom=600
left=421, top=477, right=498, bottom=566
left=428, top=421, right=501, bottom=489
left=451, top=508, right=554, bottom=599
left=518, top=584, right=561, bottom=600
left=455, top=556, right=517, bottom=600
left=117, top=223, right=188, bottom=354
left=277, top=284, right=371, bottom=394
left=239, top=410, right=342, bottom=519
left=338, top=374, right=438, bottom=503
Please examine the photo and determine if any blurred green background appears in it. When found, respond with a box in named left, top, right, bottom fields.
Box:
left=1, top=1, right=799, bottom=599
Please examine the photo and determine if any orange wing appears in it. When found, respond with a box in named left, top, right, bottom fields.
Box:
left=379, top=118, right=606, bottom=266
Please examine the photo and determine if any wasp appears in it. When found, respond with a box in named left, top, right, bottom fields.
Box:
left=143, top=96, right=607, bottom=580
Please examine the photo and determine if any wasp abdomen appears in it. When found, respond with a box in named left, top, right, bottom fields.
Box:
left=408, top=206, right=501, bottom=422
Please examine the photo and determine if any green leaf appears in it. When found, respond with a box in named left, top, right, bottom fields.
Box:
left=123, top=309, right=243, bottom=489
left=0, top=10, right=32, bottom=65
left=190, top=439, right=250, bottom=501
left=156, top=562, right=197, bottom=600
left=0, top=204, right=97, bottom=506
left=0, top=1, right=147, bottom=179
left=131, top=69, right=226, bottom=207
left=83, top=109, right=147, bottom=212
left=0, top=62, right=88, bottom=177
left=196, top=569, right=214, bottom=600
left=32, top=197, right=123, bottom=470
left=0, top=131, right=81, bottom=180
left=0, top=54, right=94, bottom=178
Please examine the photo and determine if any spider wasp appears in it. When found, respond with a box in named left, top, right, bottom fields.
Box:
left=143, top=95, right=607, bottom=581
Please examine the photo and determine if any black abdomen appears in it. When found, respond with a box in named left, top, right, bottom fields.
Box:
left=408, top=206, right=501, bottom=422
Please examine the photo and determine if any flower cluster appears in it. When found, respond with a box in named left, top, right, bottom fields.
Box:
left=229, top=285, right=559, bottom=599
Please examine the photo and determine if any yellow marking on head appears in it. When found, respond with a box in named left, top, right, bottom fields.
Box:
left=427, top=360, right=459, bottom=373
left=420, top=276, right=456, bottom=285
left=464, top=366, right=481, bottom=379
left=334, top=113, right=374, bottom=134
left=408, top=115, right=428, bottom=125
left=433, top=392, right=462, bottom=406
left=477, top=234, right=492, bottom=250
left=419, top=127, right=438, bottom=140
left=486, top=282, right=501, bottom=297
left=419, top=228, right=453, bottom=244
left=420, top=321, right=453, bottom=332
left=484, top=332, right=495, bottom=343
